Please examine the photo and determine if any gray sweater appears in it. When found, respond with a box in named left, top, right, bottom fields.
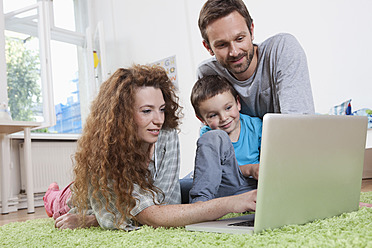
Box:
left=197, top=33, right=315, bottom=118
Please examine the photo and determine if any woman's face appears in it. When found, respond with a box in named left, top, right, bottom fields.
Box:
left=133, top=86, right=165, bottom=144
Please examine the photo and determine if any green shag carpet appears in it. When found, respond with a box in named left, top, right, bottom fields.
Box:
left=1, top=192, right=372, bottom=248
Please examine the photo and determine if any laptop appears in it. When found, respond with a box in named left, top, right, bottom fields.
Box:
left=186, top=114, right=368, bottom=234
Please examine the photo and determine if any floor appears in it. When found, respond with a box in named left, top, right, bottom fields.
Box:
left=1, top=179, right=372, bottom=227
left=361, top=178, right=372, bottom=192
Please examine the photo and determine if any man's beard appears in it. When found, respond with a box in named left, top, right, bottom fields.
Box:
left=221, top=47, right=254, bottom=77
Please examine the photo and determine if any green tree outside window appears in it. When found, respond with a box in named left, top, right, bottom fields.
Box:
left=6, top=36, right=42, bottom=122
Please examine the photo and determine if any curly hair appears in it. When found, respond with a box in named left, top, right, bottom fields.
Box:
left=199, top=0, right=253, bottom=46
left=71, top=65, right=181, bottom=228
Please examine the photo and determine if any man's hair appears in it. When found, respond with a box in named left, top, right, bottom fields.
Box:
left=191, top=75, right=238, bottom=117
left=198, top=0, right=253, bottom=46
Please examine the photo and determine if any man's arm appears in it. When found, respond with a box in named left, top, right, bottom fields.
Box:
left=275, top=34, right=315, bottom=115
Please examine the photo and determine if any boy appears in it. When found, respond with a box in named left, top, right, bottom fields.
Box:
left=189, top=75, right=262, bottom=203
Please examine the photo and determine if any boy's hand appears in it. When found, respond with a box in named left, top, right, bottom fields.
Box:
left=239, top=164, right=259, bottom=180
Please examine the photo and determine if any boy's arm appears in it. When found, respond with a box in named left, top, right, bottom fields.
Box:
left=239, top=164, right=259, bottom=180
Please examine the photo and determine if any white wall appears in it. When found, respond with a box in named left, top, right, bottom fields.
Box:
left=90, top=0, right=207, bottom=177
left=0, top=0, right=8, bottom=104
left=246, top=0, right=372, bottom=113
left=89, top=0, right=372, bottom=176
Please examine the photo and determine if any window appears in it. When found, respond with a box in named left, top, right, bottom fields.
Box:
left=1, top=0, right=88, bottom=134
left=48, top=40, right=81, bottom=133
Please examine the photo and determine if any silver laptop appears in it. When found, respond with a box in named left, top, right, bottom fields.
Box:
left=186, top=114, right=368, bottom=234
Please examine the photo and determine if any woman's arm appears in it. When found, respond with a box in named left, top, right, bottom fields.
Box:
left=136, top=190, right=257, bottom=228
left=137, top=129, right=257, bottom=227
left=55, top=189, right=256, bottom=230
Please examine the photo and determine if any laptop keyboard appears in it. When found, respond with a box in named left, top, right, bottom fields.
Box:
left=228, top=220, right=254, bottom=227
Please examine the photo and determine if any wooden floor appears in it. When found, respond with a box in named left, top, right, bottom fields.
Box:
left=361, top=178, right=372, bottom=192
left=1, top=179, right=372, bottom=227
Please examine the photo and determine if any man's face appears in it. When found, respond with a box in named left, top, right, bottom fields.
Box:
left=204, top=11, right=256, bottom=81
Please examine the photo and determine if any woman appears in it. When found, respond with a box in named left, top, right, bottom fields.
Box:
left=46, top=65, right=257, bottom=231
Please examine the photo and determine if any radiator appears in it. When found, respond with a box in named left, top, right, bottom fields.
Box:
left=19, top=141, right=77, bottom=194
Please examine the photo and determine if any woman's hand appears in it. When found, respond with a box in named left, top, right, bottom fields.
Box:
left=231, top=190, right=257, bottom=213
left=55, top=213, right=99, bottom=230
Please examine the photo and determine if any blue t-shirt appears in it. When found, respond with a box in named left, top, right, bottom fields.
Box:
left=200, top=113, right=262, bottom=165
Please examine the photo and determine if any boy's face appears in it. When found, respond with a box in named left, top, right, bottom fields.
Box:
left=198, top=91, right=241, bottom=140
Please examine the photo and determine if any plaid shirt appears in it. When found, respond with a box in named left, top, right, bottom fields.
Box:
left=69, top=128, right=181, bottom=230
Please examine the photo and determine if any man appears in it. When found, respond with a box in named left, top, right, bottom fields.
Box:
left=197, top=0, right=315, bottom=118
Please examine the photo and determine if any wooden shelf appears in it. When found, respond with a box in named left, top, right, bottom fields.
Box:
left=0, top=121, right=40, bottom=134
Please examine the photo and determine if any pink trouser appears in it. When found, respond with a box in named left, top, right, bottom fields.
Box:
left=43, top=182, right=73, bottom=220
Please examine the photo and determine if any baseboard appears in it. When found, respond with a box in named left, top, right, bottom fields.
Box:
left=363, top=148, right=372, bottom=179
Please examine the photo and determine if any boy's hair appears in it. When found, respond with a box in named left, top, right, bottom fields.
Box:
left=191, top=75, right=238, bottom=117
left=199, top=0, right=253, bottom=46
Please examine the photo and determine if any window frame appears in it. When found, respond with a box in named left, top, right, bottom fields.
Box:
left=1, top=0, right=88, bottom=135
